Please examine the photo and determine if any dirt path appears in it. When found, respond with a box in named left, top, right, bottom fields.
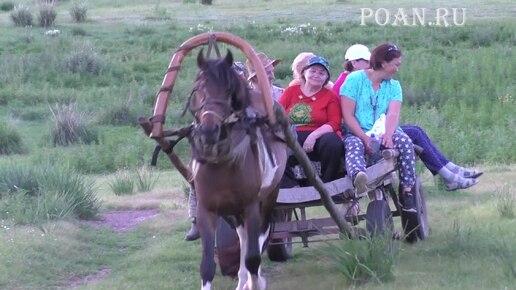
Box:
left=69, top=209, right=161, bottom=288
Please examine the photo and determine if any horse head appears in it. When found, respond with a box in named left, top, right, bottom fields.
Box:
left=189, top=49, right=250, bottom=161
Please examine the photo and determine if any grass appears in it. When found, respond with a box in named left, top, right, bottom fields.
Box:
left=0, top=0, right=515, bottom=289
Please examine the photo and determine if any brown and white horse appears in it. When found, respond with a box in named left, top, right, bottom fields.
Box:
left=188, top=49, right=287, bottom=290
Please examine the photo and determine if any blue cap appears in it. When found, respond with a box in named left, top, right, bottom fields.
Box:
left=304, top=55, right=331, bottom=83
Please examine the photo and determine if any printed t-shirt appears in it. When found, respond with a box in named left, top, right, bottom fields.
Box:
left=278, top=85, right=341, bottom=132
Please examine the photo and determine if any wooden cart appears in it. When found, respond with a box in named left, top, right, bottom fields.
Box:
left=216, top=149, right=429, bottom=265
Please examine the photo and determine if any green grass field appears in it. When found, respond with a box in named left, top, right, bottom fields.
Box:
left=0, top=0, right=515, bottom=289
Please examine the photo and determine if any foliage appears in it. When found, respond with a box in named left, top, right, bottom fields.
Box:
left=0, top=163, right=99, bottom=224
left=0, top=122, right=27, bottom=155
left=49, top=103, right=98, bottom=146
left=320, top=233, right=397, bottom=284
left=109, top=169, right=135, bottom=195
left=0, top=1, right=14, bottom=12
left=496, top=184, right=514, bottom=219
left=135, top=165, right=158, bottom=192
left=37, top=2, right=57, bottom=27
left=200, top=0, right=213, bottom=5
left=69, top=0, right=88, bottom=23
left=10, top=4, right=33, bottom=27
left=64, top=43, right=103, bottom=75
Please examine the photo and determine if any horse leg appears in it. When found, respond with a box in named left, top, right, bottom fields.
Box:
left=235, top=225, right=248, bottom=290
left=197, top=207, right=217, bottom=290
left=244, top=202, right=266, bottom=290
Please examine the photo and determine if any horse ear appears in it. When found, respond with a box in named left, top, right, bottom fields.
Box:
left=224, top=50, right=233, bottom=66
left=197, top=48, right=206, bottom=68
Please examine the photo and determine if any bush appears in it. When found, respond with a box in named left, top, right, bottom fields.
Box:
left=49, top=103, right=98, bottom=146
left=135, top=165, right=158, bottom=192
left=10, top=4, right=33, bottom=27
left=200, top=0, right=213, bottom=4
left=0, top=122, right=27, bottom=155
left=37, top=2, right=57, bottom=27
left=0, top=1, right=14, bottom=11
left=321, top=233, right=397, bottom=284
left=64, top=44, right=103, bottom=75
left=69, top=1, right=87, bottom=23
left=98, top=102, right=137, bottom=126
left=0, top=164, right=99, bottom=224
left=109, top=169, right=134, bottom=195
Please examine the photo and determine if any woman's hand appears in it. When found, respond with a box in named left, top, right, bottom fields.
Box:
left=303, top=133, right=318, bottom=153
left=360, top=135, right=374, bottom=156
left=380, top=133, right=394, bottom=148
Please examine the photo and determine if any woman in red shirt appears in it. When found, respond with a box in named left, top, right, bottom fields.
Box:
left=278, top=56, right=344, bottom=186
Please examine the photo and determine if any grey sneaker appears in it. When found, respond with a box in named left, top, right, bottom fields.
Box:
left=402, top=192, right=417, bottom=213
left=353, top=171, right=368, bottom=194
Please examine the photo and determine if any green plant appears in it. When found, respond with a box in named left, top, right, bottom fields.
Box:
left=37, top=2, right=57, bottom=27
left=496, top=184, right=514, bottom=219
left=10, top=4, right=33, bottom=27
left=0, top=164, right=99, bottom=224
left=0, top=1, right=14, bottom=11
left=49, top=103, right=98, bottom=146
left=109, top=169, right=135, bottom=195
left=321, top=233, right=397, bottom=284
left=98, top=102, right=137, bottom=126
left=135, top=165, right=158, bottom=192
left=69, top=1, right=88, bottom=23
left=0, top=122, right=27, bottom=155
left=64, top=43, right=103, bottom=75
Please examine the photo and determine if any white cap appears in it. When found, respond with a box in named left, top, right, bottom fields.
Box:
left=344, top=44, right=371, bottom=61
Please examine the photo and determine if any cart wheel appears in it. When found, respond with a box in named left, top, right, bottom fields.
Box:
left=267, top=209, right=293, bottom=262
left=215, top=218, right=240, bottom=277
left=401, top=177, right=429, bottom=243
left=366, top=199, right=394, bottom=236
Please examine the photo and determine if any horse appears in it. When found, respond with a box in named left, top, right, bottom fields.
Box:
left=188, top=49, right=287, bottom=290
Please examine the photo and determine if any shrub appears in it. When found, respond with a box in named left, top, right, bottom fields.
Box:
left=0, top=122, right=27, bottom=155
left=37, top=2, right=57, bottom=27
left=64, top=44, right=102, bottom=75
left=10, top=4, right=33, bottom=27
left=321, top=233, right=397, bottom=284
left=0, top=164, right=99, bottom=225
left=200, top=0, right=213, bottom=4
left=69, top=1, right=87, bottom=23
left=135, top=165, right=158, bottom=192
left=496, top=184, right=514, bottom=219
left=98, top=102, right=137, bottom=126
left=0, top=1, right=14, bottom=11
left=49, top=103, right=98, bottom=146
left=109, top=169, right=135, bottom=195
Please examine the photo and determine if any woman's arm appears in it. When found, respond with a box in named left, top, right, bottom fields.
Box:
left=341, top=96, right=372, bottom=153
left=382, top=100, right=401, bottom=148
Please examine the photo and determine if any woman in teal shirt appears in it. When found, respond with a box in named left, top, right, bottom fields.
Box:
left=341, top=43, right=417, bottom=212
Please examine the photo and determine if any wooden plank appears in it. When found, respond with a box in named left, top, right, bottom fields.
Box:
left=276, top=152, right=398, bottom=204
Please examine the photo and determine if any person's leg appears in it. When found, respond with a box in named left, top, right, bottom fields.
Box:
left=392, top=131, right=417, bottom=212
left=185, top=185, right=200, bottom=241
left=343, top=134, right=368, bottom=193
left=400, top=125, right=448, bottom=175
left=401, top=125, right=483, bottom=179
left=314, top=132, right=345, bottom=182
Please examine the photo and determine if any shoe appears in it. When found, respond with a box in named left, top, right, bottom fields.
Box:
left=445, top=178, right=478, bottom=191
left=185, top=222, right=200, bottom=241
left=353, top=171, right=368, bottom=194
left=462, top=170, right=483, bottom=179
left=401, top=190, right=417, bottom=213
